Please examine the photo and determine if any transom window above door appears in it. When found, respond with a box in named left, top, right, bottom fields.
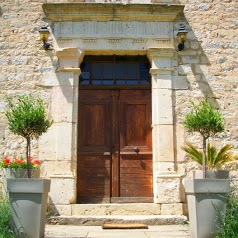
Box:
left=79, top=55, right=151, bottom=86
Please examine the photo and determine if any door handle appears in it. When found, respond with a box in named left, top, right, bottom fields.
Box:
left=133, top=146, right=140, bottom=153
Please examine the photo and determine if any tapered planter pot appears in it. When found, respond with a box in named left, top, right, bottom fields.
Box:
left=1, top=168, right=40, bottom=196
left=7, top=178, right=51, bottom=238
left=185, top=178, right=230, bottom=238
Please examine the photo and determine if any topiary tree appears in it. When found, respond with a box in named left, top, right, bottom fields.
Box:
left=5, top=95, right=53, bottom=178
left=183, top=98, right=225, bottom=178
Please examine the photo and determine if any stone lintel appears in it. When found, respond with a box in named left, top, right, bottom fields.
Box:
left=43, top=3, right=184, bottom=22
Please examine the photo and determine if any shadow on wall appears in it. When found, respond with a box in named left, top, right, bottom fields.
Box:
left=47, top=197, right=60, bottom=222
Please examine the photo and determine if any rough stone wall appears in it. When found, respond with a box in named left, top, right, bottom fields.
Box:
left=0, top=0, right=55, bottom=158
left=0, top=0, right=57, bottom=195
left=174, top=0, right=238, bottom=176
left=0, top=0, right=237, bottom=203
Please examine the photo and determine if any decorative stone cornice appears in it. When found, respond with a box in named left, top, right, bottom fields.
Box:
left=42, top=3, right=184, bottom=22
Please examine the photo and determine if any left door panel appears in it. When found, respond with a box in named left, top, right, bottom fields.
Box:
left=77, top=90, right=111, bottom=203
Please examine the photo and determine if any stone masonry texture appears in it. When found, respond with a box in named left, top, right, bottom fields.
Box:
left=0, top=0, right=237, bottom=214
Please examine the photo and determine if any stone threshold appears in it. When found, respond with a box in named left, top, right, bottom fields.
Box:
left=48, top=214, right=187, bottom=226
left=51, top=203, right=185, bottom=217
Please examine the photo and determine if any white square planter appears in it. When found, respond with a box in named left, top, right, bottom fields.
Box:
left=185, top=178, right=230, bottom=238
left=7, top=178, right=51, bottom=238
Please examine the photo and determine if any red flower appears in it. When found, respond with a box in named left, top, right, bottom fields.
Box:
left=3, top=157, right=10, bottom=165
left=28, top=156, right=33, bottom=162
left=33, top=160, right=41, bottom=165
left=15, top=158, right=24, bottom=164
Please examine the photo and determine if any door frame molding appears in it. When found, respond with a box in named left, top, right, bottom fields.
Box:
left=42, top=2, right=186, bottom=210
left=50, top=47, right=184, bottom=206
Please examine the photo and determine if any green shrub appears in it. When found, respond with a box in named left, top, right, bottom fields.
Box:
left=183, top=98, right=225, bottom=178
left=5, top=95, right=53, bottom=178
left=215, top=180, right=238, bottom=238
left=0, top=199, right=15, bottom=238
left=181, top=142, right=235, bottom=170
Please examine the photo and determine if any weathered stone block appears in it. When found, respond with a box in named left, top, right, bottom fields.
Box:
left=172, top=76, right=189, bottom=90
left=161, top=203, right=183, bottom=215
left=152, top=89, right=173, bottom=125
left=40, top=160, right=76, bottom=178
left=155, top=176, right=182, bottom=203
left=49, top=204, right=72, bottom=216
left=152, top=74, right=172, bottom=89
left=153, top=125, right=174, bottom=163
left=51, top=85, right=78, bottom=123
left=49, top=178, right=76, bottom=205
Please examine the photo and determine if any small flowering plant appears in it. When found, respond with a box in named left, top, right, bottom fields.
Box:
left=5, top=94, right=53, bottom=178
left=0, top=156, right=41, bottom=170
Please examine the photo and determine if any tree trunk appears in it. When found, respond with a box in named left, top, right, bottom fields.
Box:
left=202, top=137, right=207, bottom=179
left=26, top=137, right=31, bottom=178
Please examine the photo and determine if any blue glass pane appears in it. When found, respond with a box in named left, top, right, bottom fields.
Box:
left=126, top=80, right=138, bottom=85
left=139, top=62, right=149, bottom=70
left=92, top=80, right=102, bottom=85
left=103, top=63, right=113, bottom=79
left=116, top=80, right=126, bottom=85
left=140, top=71, right=150, bottom=79
left=81, top=62, right=90, bottom=71
left=92, top=64, right=103, bottom=79
left=102, top=80, right=113, bottom=85
left=127, top=64, right=138, bottom=79
left=140, top=80, right=149, bottom=85
left=81, top=72, right=90, bottom=79
left=115, top=64, right=126, bottom=79
left=80, top=79, right=90, bottom=85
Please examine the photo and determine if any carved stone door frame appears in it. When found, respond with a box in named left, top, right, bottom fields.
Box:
left=41, top=3, right=186, bottom=212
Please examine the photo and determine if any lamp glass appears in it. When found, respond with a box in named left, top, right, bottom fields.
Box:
left=39, top=31, right=50, bottom=41
left=178, top=32, right=187, bottom=43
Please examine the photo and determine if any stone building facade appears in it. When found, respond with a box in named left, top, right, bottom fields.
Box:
left=0, top=0, right=237, bottom=216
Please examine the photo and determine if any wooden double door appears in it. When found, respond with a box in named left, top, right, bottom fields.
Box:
left=77, top=89, right=152, bottom=203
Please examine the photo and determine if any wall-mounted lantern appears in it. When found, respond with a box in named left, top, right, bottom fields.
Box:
left=39, top=26, right=51, bottom=50
left=176, top=26, right=188, bottom=51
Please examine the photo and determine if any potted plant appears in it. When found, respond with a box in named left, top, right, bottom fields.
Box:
left=0, top=156, right=41, bottom=196
left=3, top=94, right=53, bottom=238
left=183, top=98, right=231, bottom=238
left=182, top=142, right=236, bottom=179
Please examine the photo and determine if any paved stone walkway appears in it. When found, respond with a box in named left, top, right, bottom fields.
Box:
left=45, top=225, right=191, bottom=238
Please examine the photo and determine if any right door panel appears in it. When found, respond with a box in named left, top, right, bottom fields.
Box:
left=119, top=90, right=153, bottom=201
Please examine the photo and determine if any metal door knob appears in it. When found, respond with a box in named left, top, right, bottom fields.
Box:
left=133, top=146, right=139, bottom=153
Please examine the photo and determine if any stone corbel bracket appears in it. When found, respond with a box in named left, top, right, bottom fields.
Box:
left=55, top=47, right=84, bottom=72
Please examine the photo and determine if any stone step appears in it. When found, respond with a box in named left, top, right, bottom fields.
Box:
left=71, top=203, right=162, bottom=216
left=49, top=214, right=187, bottom=226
